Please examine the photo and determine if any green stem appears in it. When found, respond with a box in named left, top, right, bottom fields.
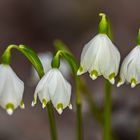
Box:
left=47, top=102, right=58, bottom=140
left=76, top=78, right=83, bottom=140
left=104, top=80, right=112, bottom=140
left=52, top=49, right=83, bottom=140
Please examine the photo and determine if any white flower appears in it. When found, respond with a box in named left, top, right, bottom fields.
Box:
left=117, top=46, right=140, bottom=88
left=30, top=52, right=70, bottom=84
left=32, top=68, right=72, bottom=114
left=77, top=34, right=120, bottom=84
left=0, top=64, right=24, bottom=115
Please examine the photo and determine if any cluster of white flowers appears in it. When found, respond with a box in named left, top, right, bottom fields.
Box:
left=0, top=64, right=71, bottom=115
left=0, top=12, right=140, bottom=116
left=1, top=33, right=140, bottom=115
left=77, top=32, right=140, bottom=88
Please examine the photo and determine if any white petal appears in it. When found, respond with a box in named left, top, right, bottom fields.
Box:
left=68, top=104, right=73, bottom=110
left=131, top=82, right=136, bottom=88
left=6, top=108, right=13, bottom=115
left=89, top=73, right=98, bottom=80
left=34, top=71, right=52, bottom=103
left=109, top=78, right=115, bottom=85
left=50, top=74, right=71, bottom=109
left=45, top=69, right=72, bottom=110
left=57, top=108, right=63, bottom=115
left=80, top=34, right=102, bottom=74
left=88, top=34, right=120, bottom=80
left=0, top=64, right=24, bottom=109
left=117, top=80, right=124, bottom=87
left=97, top=35, right=120, bottom=79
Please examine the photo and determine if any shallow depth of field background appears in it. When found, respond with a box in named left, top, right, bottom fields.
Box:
left=0, top=0, right=139, bottom=140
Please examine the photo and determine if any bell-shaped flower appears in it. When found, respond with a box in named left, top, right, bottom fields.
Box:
left=0, top=64, right=24, bottom=115
left=32, top=68, right=72, bottom=114
left=30, top=52, right=71, bottom=85
left=77, top=34, right=120, bottom=84
left=117, top=46, right=140, bottom=88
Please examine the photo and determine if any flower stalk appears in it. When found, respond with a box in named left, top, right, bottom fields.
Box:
left=52, top=45, right=83, bottom=140
left=47, top=102, right=58, bottom=140
left=99, top=13, right=112, bottom=140
left=104, top=80, right=112, bottom=140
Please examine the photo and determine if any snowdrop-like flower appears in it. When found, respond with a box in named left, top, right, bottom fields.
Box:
left=77, top=34, right=120, bottom=84
left=0, top=64, right=24, bottom=115
left=30, top=52, right=70, bottom=84
left=117, top=46, right=140, bottom=88
left=32, top=68, right=72, bottom=114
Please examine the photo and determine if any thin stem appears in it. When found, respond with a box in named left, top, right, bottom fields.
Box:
left=104, top=80, right=112, bottom=140
left=47, top=102, right=58, bottom=140
left=76, top=77, right=83, bottom=140
left=52, top=49, right=83, bottom=140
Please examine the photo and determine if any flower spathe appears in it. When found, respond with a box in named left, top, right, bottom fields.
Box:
left=33, top=68, right=72, bottom=114
left=117, top=46, right=140, bottom=88
left=0, top=64, right=24, bottom=115
left=77, top=34, right=120, bottom=84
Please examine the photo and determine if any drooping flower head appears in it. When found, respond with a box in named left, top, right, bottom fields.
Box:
left=32, top=68, right=72, bottom=114
left=77, top=13, right=120, bottom=84
left=0, top=64, right=24, bottom=115
left=117, top=29, right=140, bottom=88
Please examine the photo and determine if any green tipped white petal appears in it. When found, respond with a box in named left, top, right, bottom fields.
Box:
left=41, top=98, right=47, bottom=109
left=0, top=64, right=24, bottom=114
left=68, top=104, right=73, bottom=110
left=117, top=81, right=124, bottom=87
left=108, top=73, right=115, bottom=85
left=33, top=71, right=51, bottom=107
left=90, top=74, right=98, bottom=80
left=31, top=97, right=37, bottom=107
left=57, top=108, right=63, bottom=115
left=89, top=70, right=98, bottom=80
left=131, top=82, right=136, bottom=88
left=131, top=79, right=137, bottom=88
left=42, top=104, right=46, bottom=109
left=77, top=65, right=85, bottom=75
left=20, top=101, right=25, bottom=109
left=56, top=103, right=63, bottom=115
left=5, top=103, right=14, bottom=115
left=6, top=108, right=13, bottom=115
left=109, top=78, right=115, bottom=85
